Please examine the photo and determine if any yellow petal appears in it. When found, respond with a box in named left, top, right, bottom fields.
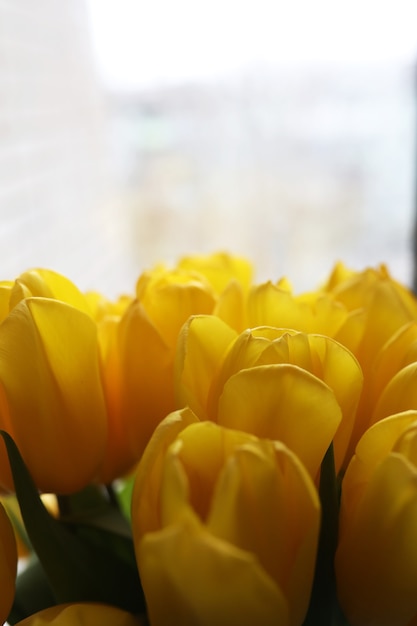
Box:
left=372, top=362, right=417, bottom=425
left=99, top=301, right=174, bottom=482
left=85, top=291, right=132, bottom=323
left=217, top=363, right=342, bottom=478
left=306, top=334, right=363, bottom=469
left=214, top=279, right=248, bottom=332
left=339, top=410, right=417, bottom=534
left=138, top=270, right=216, bottom=346
left=138, top=520, right=289, bottom=626
left=333, top=308, right=366, bottom=357
left=332, top=266, right=417, bottom=374
left=371, top=321, right=417, bottom=405
left=207, top=328, right=291, bottom=419
left=248, top=283, right=350, bottom=336
left=9, top=269, right=91, bottom=316
left=14, top=603, right=144, bottom=625
left=177, top=251, right=253, bottom=294
left=211, top=328, right=362, bottom=470
left=0, top=502, right=17, bottom=624
left=247, top=283, right=307, bottom=331
left=208, top=440, right=319, bottom=626
left=132, top=408, right=200, bottom=538
left=295, top=293, right=349, bottom=337
left=0, top=281, right=13, bottom=324
left=175, top=315, right=237, bottom=418
left=394, top=422, right=417, bottom=466
left=336, top=454, right=417, bottom=626
left=0, top=298, right=107, bottom=493
left=162, top=422, right=259, bottom=525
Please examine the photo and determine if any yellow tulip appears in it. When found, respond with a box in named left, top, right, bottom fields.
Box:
left=0, top=268, right=93, bottom=327
left=98, top=300, right=174, bottom=482
left=97, top=272, right=215, bottom=480
left=336, top=410, right=417, bottom=625
left=14, top=603, right=145, bottom=625
left=370, top=322, right=417, bottom=403
left=85, top=290, right=132, bottom=323
left=247, top=280, right=354, bottom=337
left=0, top=298, right=107, bottom=494
left=98, top=254, right=252, bottom=482
left=177, top=251, right=253, bottom=294
left=324, top=263, right=417, bottom=319
left=132, top=408, right=320, bottom=626
left=177, top=251, right=253, bottom=332
left=0, top=501, right=17, bottom=624
left=328, top=263, right=417, bottom=370
left=0, top=281, right=13, bottom=324
left=6, top=268, right=92, bottom=316
left=176, top=318, right=362, bottom=476
left=321, top=263, right=417, bottom=457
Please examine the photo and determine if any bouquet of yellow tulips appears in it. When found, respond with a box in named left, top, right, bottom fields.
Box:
left=1, top=251, right=417, bottom=625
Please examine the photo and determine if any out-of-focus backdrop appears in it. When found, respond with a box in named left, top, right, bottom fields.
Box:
left=1, top=0, right=416, bottom=295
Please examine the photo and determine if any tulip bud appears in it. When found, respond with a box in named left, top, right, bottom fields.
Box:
left=322, top=263, right=417, bottom=457
left=98, top=254, right=252, bottom=482
left=0, top=298, right=107, bottom=494
left=7, top=268, right=92, bottom=316
left=336, top=410, right=417, bottom=625
left=176, top=319, right=362, bottom=476
left=132, top=409, right=320, bottom=626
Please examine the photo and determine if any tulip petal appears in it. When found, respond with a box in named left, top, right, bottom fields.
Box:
left=333, top=267, right=417, bottom=373
left=99, top=301, right=174, bottom=481
left=248, top=283, right=349, bottom=336
left=372, top=362, right=417, bottom=424
left=14, top=602, right=145, bottom=625
left=9, top=269, right=91, bottom=316
left=306, top=334, right=363, bottom=469
left=161, top=422, right=260, bottom=526
left=371, top=322, right=417, bottom=403
left=175, top=315, right=237, bottom=418
left=208, top=441, right=319, bottom=626
left=336, top=454, right=417, bottom=626
left=139, top=271, right=216, bottom=346
left=0, top=281, right=13, bottom=324
left=214, top=279, right=248, bottom=332
left=178, top=251, right=253, bottom=294
left=217, top=364, right=342, bottom=478
left=138, top=520, right=289, bottom=626
left=0, top=298, right=107, bottom=493
left=207, top=328, right=295, bottom=421
left=340, top=410, right=417, bottom=534
left=132, top=408, right=200, bottom=538
left=248, top=283, right=306, bottom=331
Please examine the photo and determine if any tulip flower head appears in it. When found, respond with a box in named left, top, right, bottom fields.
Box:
left=176, top=318, right=363, bottom=476
left=98, top=252, right=253, bottom=482
left=132, top=408, right=320, bottom=626
left=336, top=410, right=417, bottom=626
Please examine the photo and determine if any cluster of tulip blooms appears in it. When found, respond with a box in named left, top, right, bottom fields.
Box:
left=1, top=251, right=417, bottom=625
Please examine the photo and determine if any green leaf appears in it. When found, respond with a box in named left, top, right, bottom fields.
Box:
left=303, top=443, right=340, bottom=626
left=8, top=557, right=55, bottom=625
left=57, top=484, right=132, bottom=539
left=0, top=430, right=145, bottom=619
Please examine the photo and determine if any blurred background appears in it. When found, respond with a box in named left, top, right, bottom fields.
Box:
left=1, top=0, right=417, bottom=296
